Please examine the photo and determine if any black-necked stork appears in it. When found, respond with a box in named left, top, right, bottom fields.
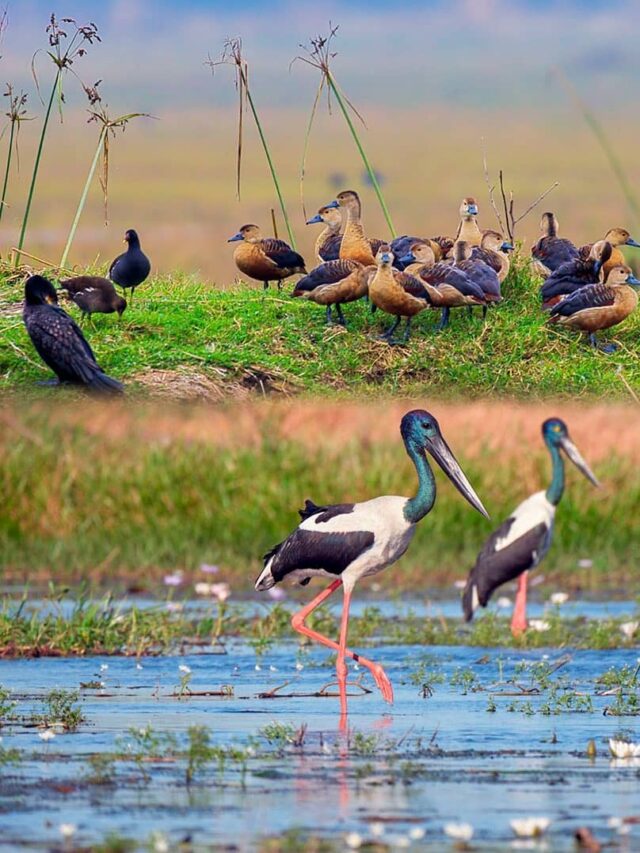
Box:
left=255, top=410, right=489, bottom=717
left=462, top=418, right=599, bottom=635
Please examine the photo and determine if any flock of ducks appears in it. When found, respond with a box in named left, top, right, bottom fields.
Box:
left=229, top=190, right=640, bottom=350
left=21, top=229, right=150, bottom=393
left=256, top=408, right=598, bottom=717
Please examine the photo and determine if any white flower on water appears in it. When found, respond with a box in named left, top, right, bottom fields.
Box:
left=497, top=596, right=512, bottom=609
left=609, top=738, right=640, bottom=759
left=528, top=619, right=550, bottom=632
left=295, top=662, right=304, bottom=671
left=255, top=664, right=262, bottom=671
left=620, top=621, right=639, bottom=640
left=178, top=664, right=191, bottom=675
left=150, top=832, right=169, bottom=852
left=59, top=823, right=76, bottom=839
left=269, top=665, right=278, bottom=672
left=408, top=826, right=426, bottom=840
left=444, top=822, right=474, bottom=842
left=510, top=817, right=551, bottom=837
left=549, top=592, right=569, bottom=605
left=100, top=663, right=109, bottom=671
left=38, top=729, right=56, bottom=742
left=608, top=816, right=631, bottom=835
left=344, top=832, right=363, bottom=849
left=136, top=663, right=143, bottom=670
left=370, top=822, right=385, bottom=837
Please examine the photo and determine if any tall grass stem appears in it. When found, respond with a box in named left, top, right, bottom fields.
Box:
left=0, top=119, right=16, bottom=224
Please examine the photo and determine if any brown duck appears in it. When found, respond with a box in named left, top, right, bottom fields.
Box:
left=548, top=264, right=640, bottom=352
left=454, top=197, right=482, bottom=247
left=59, top=276, right=127, bottom=321
left=579, top=227, right=640, bottom=275
left=292, top=259, right=374, bottom=326
left=368, top=245, right=433, bottom=343
left=306, top=205, right=343, bottom=263
left=471, top=231, right=513, bottom=283
left=228, top=225, right=307, bottom=290
left=531, top=212, right=579, bottom=276
left=323, top=190, right=385, bottom=266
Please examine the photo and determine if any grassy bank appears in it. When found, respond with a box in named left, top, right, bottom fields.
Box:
left=1, top=402, right=638, bottom=591
left=1, top=255, right=640, bottom=400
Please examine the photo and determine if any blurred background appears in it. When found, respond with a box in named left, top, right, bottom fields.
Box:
left=2, top=0, right=639, bottom=282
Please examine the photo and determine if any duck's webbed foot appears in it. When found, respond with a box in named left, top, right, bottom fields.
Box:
left=588, top=332, right=618, bottom=353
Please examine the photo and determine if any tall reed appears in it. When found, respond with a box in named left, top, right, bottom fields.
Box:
left=296, top=27, right=396, bottom=238
left=0, top=86, right=31, bottom=225
left=15, top=15, right=101, bottom=266
left=208, top=39, right=297, bottom=250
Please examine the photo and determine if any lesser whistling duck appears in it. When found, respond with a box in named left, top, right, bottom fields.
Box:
left=292, top=259, right=374, bottom=326
left=256, top=409, right=488, bottom=719
left=531, top=212, right=579, bottom=276
left=60, top=276, right=127, bottom=321
left=369, top=245, right=433, bottom=343
left=109, top=229, right=150, bottom=304
left=306, top=205, right=343, bottom=263
left=389, top=234, right=445, bottom=269
left=228, top=224, right=307, bottom=291
left=547, top=263, right=640, bottom=352
left=324, top=190, right=385, bottom=266
left=579, top=227, right=640, bottom=272
left=23, top=275, right=123, bottom=393
left=471, top=231, right=514, bottom=284
left=463, top=418, right=598, bottom=636
left=451, top=241, right=502, bottom=311
left=454, top=197, right=482, bottom=247
left=540, top=240, right=612, bottom=308
left=400, top=242, right=486, bottom=331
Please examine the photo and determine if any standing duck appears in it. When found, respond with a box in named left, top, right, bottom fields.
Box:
left=531, top=212, right=579, bottom=276
left=389, top=235, right=446, bottom=270
left=256, top=409, right=488, bottom=718
left=228, top=224, right=306, bottom=291
left=451, top=241, right=502, bottom=312
left=59, top=276, right=126, bottom=321
left=471, top=231, right=513, bottom=284
left=369, top=245, right=433, bottom=343
left=324, top=191, right=385, bottom=266
left=23, top=275, right=123, bottom=393
left=540, top=240, right=612, bottom=308
left=292, top=259, right=374, bottom=326
left=462, top=418, right=598, bottom=635
left=109, top=229, right=151, bottom=304
left=401, top=242, right=486, bottom=330
left=454, top=197, right=482, bottom=247
left=579, top=227, right=640, bottom=272
left=547, top=264, right=640, bottom=352
left=306, top=205, right=343, bottom=263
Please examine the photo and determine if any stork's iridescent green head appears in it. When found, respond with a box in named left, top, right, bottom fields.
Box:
left=400, top=410, right=489, bottom=520
left=542, top=418, right=600, bottom=487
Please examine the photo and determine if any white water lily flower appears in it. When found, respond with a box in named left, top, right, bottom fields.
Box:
left=59, top=823, right=76, bottom=839
left=528, top=619, right=550, bottom=632
left=178, top=664, right=191, bottom=675
left=100, top=663, right=109, bottom=671
left=38, top=729, right=56, bottom=742
left=620, top=621, right=639, bottom=640
left=497, top=596, right=512, bottom=609
left=255, top=664, right=262, bottom=671
left=194, top=582, right=213, bottom=596
left=370, top=822, right=385, bottom=837
left=510, top=817, right=551, bottom=837
left=444, top=822, right=474, bottom=842
left=549, top=592, right=569, bottom=605
left=295, top=662, right=304, bottom=671
left=408, top=827, right=426, bottom=840
left=269, top=665, right=278, bottom=672
left=344, top=832, right=363, bottom=849
left=609, top=738, right=640, bottom=758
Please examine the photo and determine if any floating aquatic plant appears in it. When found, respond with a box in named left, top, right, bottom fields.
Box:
left=16, top=14, right=101, bottom=265
left=295, top=25, right=396, bottom=236
left=207, top=38, right=297, bottom=250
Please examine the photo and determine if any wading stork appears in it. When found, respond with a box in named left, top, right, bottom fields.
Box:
left=255, top=410, right=489, bottom=718
left=462, top=418, right=599, bottom=635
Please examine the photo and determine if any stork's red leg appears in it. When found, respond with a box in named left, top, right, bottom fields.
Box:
left=511, top=571, right=528, bottom=636
left=337, top=588, right=351, bottom=717
left=290, top=580, right=394, bottom=704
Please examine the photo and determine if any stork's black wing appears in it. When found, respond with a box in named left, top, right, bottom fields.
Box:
left=264, top=527, right=374, bottom=582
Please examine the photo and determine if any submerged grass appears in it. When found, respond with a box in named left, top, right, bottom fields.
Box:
left=1, top=255, right=640, bottom=398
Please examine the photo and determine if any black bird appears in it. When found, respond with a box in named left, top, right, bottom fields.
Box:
left=60, top=276, right=127, bottom=321
left=23, top=275, right=123, bottom=394
left=109, top=229, right=151, bottom=303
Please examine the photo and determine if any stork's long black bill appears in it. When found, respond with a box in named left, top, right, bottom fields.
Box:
left=426, top=434, right=490, bottom=519
left=560, top=436, right=600, bottom=487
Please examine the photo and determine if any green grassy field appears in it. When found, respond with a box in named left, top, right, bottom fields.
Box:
left=1, top=400, right=638, bottom=591
left=1, top=253, right=640, bottom=400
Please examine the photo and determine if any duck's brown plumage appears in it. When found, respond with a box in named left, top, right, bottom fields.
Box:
left=578, top=228, right=639, bottom=276
left=471, top=231, right=511, bottom=283
left=548, top=265, right=638, bottom=333
left=531, top=212, right=578, bottom=275
left=369, top=247, right=432, bottom=319
left=454, top=197, right=482, bottom=247
left=230, top=225, right=306, bottom=287
left=293, top=259, right=373, bottom=305
left=335, top=190, right=386, bottom=266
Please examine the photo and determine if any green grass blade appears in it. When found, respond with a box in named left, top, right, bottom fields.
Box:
left=0, top=119, right=15, bottom=225
left=59, top=127, right=106, bottom=269
left=15, top=72, right=60, bottom=264
left=299, top=77, right=325, bottom=220
left=326, top=70, right=396, bottom=238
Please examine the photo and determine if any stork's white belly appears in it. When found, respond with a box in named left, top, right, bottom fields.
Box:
left=496, top=490, right=556, bottom=564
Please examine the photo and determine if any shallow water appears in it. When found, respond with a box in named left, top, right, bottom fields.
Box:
left=1, top=633, right=640, bottom=850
